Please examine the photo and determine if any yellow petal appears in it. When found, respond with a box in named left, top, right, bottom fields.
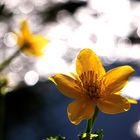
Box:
left=102, top=65, right=135, bottom=95
left=70, top=72, right=81, bottom=81
left=20, top=20, right=31, bottom=39
left=76, top=48, right=105, bottom=78
left=17, top=34, right=24, bottom=48
left=114, top=92, right=137, bottom=104
left=49, top=74, right=82, bottom=99
left=31, top=35, right=48, bottom=49
left=67, top=99, right=95, bottom=125
left=126, top=97, right=137, bottom=104
left=22, top=46, right=43, bottom=57
left=97, top=94, right=130, bottom=114
left=30, top=35, right=48, bottom=56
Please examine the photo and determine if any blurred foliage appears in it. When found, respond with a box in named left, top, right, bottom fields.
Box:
left=0, top=4, right=13, bottom=21
left=128, top=29, right=140, bottom=44
left=130, top=0, right=140, bottom=1
left=0, top=76, right=9, bottom=95
left=39, top=1, right=87, bottom=23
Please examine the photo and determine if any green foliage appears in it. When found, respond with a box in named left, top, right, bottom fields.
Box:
left=93, top=130, right=103, bottom=140
left=44, top=136, right=66, bottom=140
left=79, top=129, right=103, bottom=140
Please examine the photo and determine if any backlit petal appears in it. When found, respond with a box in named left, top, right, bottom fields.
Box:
left=114, top=92, right=137, bottom=104
left=28, top=35, right=48, bottom=56
left=20, top=20, right=31, bottom=39
left=126, top=97, right=137, bottom=104
left=102, top=66, right=135, bottom=95
left=22, top=46, right=43, bottom=57
left=49, top=74, right=82, bottom=99
left=67, top=99, right=95, bottom=125
left=31, top=35, right=48, bottom=49
left=76, top=49, right=105, bottom=77
left=97, top=94, right=130, bottom=114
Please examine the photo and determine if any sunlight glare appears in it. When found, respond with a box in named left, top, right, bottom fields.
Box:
left=24, top=70, right=39, bottom=86
left=122, top=78, right=140, bottom=100
left=132, top=120, right=140, bottom=138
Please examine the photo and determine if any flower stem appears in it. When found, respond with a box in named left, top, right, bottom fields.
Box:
left=0, top=49, right=21, bottom=72
left=85, top=106, right=99, bottom=134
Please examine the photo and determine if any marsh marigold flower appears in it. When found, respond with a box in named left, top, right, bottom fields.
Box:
left=16, top=20, right=48, bottom=56
left=49, top=48, right=137, bottom=125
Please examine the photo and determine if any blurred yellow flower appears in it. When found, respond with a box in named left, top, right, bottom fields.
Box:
left=49, top=48, right=137, bottom=125
left=16, top=20, right=48, bottom=56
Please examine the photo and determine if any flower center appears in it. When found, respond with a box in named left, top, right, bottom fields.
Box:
left=79, top=71, right=100, bottom=99
left=22, top=40, right=31, bottom=49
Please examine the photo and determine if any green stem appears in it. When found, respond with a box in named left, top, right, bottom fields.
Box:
left=0, top=49, right=20, bottom=72
left=85, top=118, right=93, bottom=134
left=91, top=107, right=99, bottom=128
left=85, top=106, right=99, bottom=134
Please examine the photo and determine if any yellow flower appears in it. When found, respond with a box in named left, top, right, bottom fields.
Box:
left=49, top=48, right=137, bottom=125
left=16, top=20, right=48, bottom=56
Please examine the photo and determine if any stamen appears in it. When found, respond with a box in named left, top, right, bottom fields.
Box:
left=79, top=71, right=100, bottom=99
left=99, top=77, right=106, bottom=95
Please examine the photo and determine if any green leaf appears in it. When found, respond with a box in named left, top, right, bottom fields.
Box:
left=43, top=136, right=66, bottom=140
left=93, top=130, right=103, bottom=140
left=78, top=129, right=103, bottom=140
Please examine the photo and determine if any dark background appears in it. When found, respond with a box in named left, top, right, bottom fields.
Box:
left=5, top=80, right=140, bottom=140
